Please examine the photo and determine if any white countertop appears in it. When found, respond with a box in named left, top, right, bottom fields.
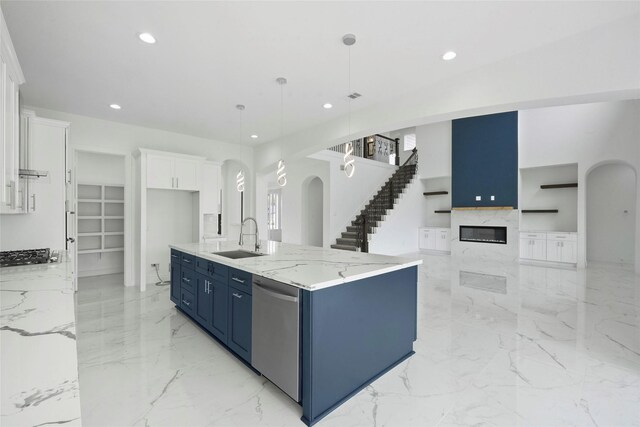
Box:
left=0, top=256, right=82, bottom=426
left=170, top=241, right=422, bottom=291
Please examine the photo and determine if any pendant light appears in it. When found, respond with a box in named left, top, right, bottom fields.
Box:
left=276, top=77, right=287, bottom=187
left=343, top=33, right=356, bottom=178
left=236, top=104, right=246, bottom=192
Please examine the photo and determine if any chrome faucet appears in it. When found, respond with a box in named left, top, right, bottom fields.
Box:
left=239, top=217, right=260, bottom=252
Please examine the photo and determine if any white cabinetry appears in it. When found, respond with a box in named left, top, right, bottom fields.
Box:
left=1, top=11, right=25, bottom=213
left=147, top=153, right=201, bottom=191
left=546, top=232, right=577, bottom=264
left=520, top=231, right=577, bottom=265
left=419, top=227, right=450, bottom=253
left=519, top=232, right=547, bottom=261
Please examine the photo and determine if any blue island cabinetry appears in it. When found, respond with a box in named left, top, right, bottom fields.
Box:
left=170, top=249, right=249, bottom=362
left=169, top=247, right=418, bottom=426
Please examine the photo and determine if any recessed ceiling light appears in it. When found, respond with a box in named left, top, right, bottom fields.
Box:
left=109, top=104, right=121, bottom=110
left=442, top=51, right=457, bottom=61
left=323, top=103, right=333, bottom=109
left=138, top=32, right=156, bottom=44
left=250, top=134, right=258, bottom=139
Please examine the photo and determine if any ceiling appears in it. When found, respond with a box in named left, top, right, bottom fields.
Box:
left=1, top=1, right=638, bottom=146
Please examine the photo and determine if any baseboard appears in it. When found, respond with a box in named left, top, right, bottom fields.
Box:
left=419, top=249, right=451, bottom=256
left=519, top=259, right=576, bottom=270
left=78, top=267, right=124, bottom=278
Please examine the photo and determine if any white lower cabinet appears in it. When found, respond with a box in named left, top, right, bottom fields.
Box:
left=520, top=232, right=577, bottom=264
left=419, top=227, right=450, bottom=252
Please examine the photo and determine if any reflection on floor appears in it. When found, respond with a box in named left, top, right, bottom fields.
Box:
left=75, top=256, right=640, bottom=426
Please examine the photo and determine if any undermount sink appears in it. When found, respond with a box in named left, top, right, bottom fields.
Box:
left=213, top=250, right=265, bottom=259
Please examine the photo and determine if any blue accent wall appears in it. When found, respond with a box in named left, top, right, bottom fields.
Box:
left=452, top=111, right=518, bottom=208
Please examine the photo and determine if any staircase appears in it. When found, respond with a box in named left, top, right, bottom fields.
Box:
left=331, top=149, right=418, bottom=252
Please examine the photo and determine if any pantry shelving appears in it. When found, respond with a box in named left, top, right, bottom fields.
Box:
left=77, top=183, right=125, bottom=254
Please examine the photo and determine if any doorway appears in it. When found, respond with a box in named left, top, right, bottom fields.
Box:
left=586, top=162, right=636, bottom=266
left=303, top=177, right=323, bottom=247
left=74, top=150, right=131, bottom=286
left=267, top=189, right=282, bottom=242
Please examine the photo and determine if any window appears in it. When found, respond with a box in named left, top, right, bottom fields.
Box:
left=267, top=190, right=281, bottom=230
left=403, top=133, right=416, bottom=151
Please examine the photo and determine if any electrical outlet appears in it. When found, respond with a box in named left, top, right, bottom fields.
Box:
left=151, top=263, right=159, bottom=268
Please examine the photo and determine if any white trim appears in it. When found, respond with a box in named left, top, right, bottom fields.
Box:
left=137, top=147, right=206, bottom=161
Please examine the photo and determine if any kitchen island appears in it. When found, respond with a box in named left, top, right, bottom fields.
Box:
left=169, top=240, right=421, bottom=426
left=0, top=255, right=82, bottom=426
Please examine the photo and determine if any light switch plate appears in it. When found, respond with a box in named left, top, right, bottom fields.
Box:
left=491, top=195, right=495, bottom=201
left=475, top=196, right=481, bottom=201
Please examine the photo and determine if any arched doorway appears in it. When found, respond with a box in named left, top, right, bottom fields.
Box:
left=303, top=176, right=323, bottom=247
left=586, top=162, right=637, bottom=266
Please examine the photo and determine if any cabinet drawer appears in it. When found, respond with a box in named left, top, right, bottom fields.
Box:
left=170, top=249, right=182, bottom=263
left=520, top=232, right=546, bottom=240
left=229, top=268, right=252, bottom=294
left=181, top=267, right=196, bottom=293
left=547, top=232, right=577, bottom=242
left=180, top=288, right=195, bottom=316
left=195, top=257, right=229, bottom=282
left=181, top=252, right=195, bottom=267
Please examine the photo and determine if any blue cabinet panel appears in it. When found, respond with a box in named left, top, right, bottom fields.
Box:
left=228, top=268, right=252, bottom=294
left=209, top=278, right=229, bottom=343
left=170, top=261, right=181, bottom=305
left=180, top=288, right=195, bottom=316
left=180, top=267, right=196, bottom=294
left=181, top=252, right=195, bottom=267
left=301, top=266, right=417, bottom=426
left=228, top=285, right=252, bottom=363
left=452, top=111, right=518, bottom=208
left=195, top=274, right=212, bottom=326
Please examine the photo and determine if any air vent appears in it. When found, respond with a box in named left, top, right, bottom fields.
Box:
left=347, top=92, right=362, bottom=99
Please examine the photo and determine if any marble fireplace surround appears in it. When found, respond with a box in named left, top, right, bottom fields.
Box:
left=451, top=208, right=519, bottom=262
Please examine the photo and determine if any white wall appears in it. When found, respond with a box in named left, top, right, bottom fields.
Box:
left=519, top=100, right=640, bottom=271
left=303, top=177, right=323, bottom=247
left=416, top=121, right=451, bottom=179
left=587, top=163, right=636, bottom=265
left=146, top=189, right=195, bottom=282
left=519, top=164, right=578, bottom=232
left=369, top=176, right=422, bottom=256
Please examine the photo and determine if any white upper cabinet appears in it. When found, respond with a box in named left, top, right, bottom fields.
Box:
left=1, top=9, right=25, bottom=214
left=173, top=158, right=200, bottom=191
left=146, top=154, right=174, bottom=189
left=146, top=152, right=202, bottom=191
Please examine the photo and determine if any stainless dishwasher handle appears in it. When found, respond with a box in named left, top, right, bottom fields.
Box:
left=253, top=283, right=299, bottom=303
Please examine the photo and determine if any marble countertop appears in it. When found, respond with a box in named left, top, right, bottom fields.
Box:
left=0, top=257, right=82, bottom=426
left=170, top=241, right=422, bottom=291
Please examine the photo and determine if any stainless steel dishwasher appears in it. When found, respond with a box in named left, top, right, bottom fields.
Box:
left=252, top=275, right=300, bottom=401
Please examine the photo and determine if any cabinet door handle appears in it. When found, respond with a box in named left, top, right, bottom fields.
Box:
left=176, top=177, right=179, bottom=188
left=171, top=254, right=178, bottom=259
left=182, top=299, right=191, bottom=307
left=31, top=194, right=36, bottom=211
left=231, top=277, right=245, bottom=284
left=232, top=292, right=243, bottom=299
left=183, top=259, right=191, bottom=264
left=182, top=277, right=190, bottom=283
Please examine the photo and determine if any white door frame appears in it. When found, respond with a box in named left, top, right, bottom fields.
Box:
left=72, top=145, right=134, bottom=287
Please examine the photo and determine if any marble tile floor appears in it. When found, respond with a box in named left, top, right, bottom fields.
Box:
left=74, top=256, right=640, bottom=427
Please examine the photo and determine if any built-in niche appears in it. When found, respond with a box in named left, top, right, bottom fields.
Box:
left=519, top=163, right=578, bottom=232
left=422, top=176, right=451, bottom=228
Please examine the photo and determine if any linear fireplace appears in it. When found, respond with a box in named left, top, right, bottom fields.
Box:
left=459, top=225, right=507, bottom=244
